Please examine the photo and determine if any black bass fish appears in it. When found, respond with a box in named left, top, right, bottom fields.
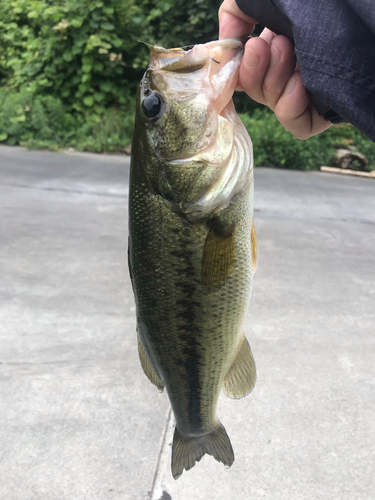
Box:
left=129, top=38, right=258, bottom=480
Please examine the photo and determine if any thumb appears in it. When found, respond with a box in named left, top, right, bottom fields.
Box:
left=219, top=0, right=257, bottom=39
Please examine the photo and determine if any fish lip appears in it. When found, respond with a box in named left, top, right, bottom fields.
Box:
left=204, top=37, right=246, bottom=50
left=149, top=38, right=245, bottom=54
left=149, top=38, right=244, bottom=72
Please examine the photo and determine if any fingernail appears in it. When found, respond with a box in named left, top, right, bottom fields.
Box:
left=285, top=75, right=296, bottom=94
left=269, top=46, right=280, bottom=68
left=244, top=47, right=259, bottom=70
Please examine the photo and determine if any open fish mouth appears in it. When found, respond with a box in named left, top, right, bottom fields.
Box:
left=148, top=38, right=245, bottom=117
left=149, top=38, right=245, bottom=69
left=138, top=38, right=245, bottom=165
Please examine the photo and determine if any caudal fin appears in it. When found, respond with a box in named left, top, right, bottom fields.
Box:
left=171, top=423, right=234, bottom=480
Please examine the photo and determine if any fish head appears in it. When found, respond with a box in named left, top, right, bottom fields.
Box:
left=138, top=39, right=243, bottom=161
left=134, top=39, right=252, bottom=215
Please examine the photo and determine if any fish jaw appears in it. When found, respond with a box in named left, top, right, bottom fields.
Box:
left=149, top=38, right=244, bottom=116
left=138, top=39, right=244, bottom=163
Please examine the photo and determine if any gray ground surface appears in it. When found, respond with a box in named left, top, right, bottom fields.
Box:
left=0, top=145, right=374, bottom=500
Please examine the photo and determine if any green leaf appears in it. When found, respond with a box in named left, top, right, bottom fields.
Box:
left=83, top=96, right=94, bottom=107
left=82, top=64, right=92, bottom=73
left=81, top=74, right=91, bottom=83
left=93, top=62, right=104, bottom=71
left=27, top=11, right=39, bottom=19
left=94, top=92, right=105, bottom=102
left=92, top=11, right=103, bottom=21
left=99, top=82, right=112, bottom=92
left=103, top=7, right=114, bottom=15
left=71, top=19, right=83, bottom=28
left=82, top=56, right=94, bottom=66
left=0, top=133, right=8, bottom=142
left=63, top=51, right=74, bottom=62
left=78, top=83, right=90, bottom=93
left=111, top=37, right=122, bottom=48
left=101, top=21, right=114, bottom=30
left=75, top=37, right=87, bottom=48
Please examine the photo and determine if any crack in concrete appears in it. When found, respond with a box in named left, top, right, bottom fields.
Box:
left=149, top=407, right=174, bottom=500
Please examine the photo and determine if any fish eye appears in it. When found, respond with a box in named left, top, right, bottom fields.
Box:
left=142, top=92, right=163, bottom=119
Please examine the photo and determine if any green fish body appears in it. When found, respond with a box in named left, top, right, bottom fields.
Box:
left=129, top=39, right=258, bottom=479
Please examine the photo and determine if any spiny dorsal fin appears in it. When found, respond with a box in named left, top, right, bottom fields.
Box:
left=137, top=331, right=164, bottom=392
left=201, top=221, right=236, bottom=289
left=223, top=335, right=256, bottom=399
left=251, top=219, right=258, bottom=273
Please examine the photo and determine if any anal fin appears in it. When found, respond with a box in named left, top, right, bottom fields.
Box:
left=137, top=332, right=164, bottom=392
left=223, top=335, right=256, bottom=399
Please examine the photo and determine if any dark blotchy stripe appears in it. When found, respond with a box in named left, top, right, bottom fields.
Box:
left=174, top=236, right=202, bottom=431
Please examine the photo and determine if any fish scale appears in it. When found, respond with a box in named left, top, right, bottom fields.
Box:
left=129, top=38, right=258, bottom=480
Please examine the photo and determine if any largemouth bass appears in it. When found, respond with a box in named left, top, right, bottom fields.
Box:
left=129, top=38, right=258, bottom=480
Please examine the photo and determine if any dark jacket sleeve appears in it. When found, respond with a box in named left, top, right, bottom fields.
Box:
left=236, top=0, right=375, bottom=142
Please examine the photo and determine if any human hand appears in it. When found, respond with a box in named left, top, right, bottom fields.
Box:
left=218, top=0, right=332, bottom=139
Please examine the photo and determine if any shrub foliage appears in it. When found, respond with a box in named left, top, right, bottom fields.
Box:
left=0, top=0, right=220, bottom=143
left=240, top=108, right=375, bottom=170
left=0, top=0, right=220, bottom=114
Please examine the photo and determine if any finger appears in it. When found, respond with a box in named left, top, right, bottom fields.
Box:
left=259, top=27, right=277, bottom=45
left=238, top=36, right=271, bottom=106
left=274, top=72, right=332, bottom=139
left=219, top=0, right=257, bottom=39
left=262, top=35, right=296, bottom=110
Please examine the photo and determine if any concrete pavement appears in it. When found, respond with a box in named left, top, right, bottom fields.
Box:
left=0, top=145, right=374, bottom=500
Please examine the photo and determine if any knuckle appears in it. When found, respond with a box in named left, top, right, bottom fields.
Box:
left=274, top=111, right=310, bottom=140
left=262, top=83, right=283, bottom=108
left=263, top=83, right=283, bottom=97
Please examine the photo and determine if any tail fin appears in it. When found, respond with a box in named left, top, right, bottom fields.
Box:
left=171, top=423, right=234, bottom=480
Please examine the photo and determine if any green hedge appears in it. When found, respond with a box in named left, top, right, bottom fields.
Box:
left=240, top=108, right=375, bottom=170
left=0, top=0, right=220, bottom=117
left=0, top=0, right=222, bottom=150
left=0, top=87, right=134, bottom=152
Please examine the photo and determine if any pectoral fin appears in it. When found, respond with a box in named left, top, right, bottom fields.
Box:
left=137, top=331, right=164, bottom=392
left=201, top=221, right=236, bottom=289
left=223, top=335, right=256, bottom=399
left=251, top=219, right=258, bottom=274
